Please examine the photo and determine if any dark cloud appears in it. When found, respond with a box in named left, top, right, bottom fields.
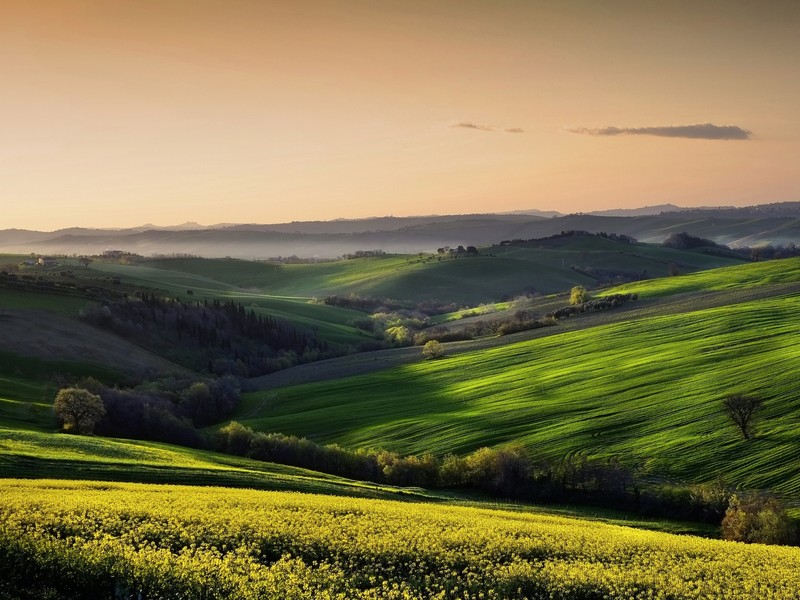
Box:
left=452, top=122, right=525, bottom=133
left=570, top=123, right=752, bottom=140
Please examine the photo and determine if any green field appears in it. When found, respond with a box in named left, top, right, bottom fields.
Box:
left=1, top=250, right=799, bottom=598
left=234, top=270, right=800, bottom=493
left=0, top=426, right=434, bottom=500
left=130, top=237, right=744, bottom=304
left=605, top=256, right=800, bottom=298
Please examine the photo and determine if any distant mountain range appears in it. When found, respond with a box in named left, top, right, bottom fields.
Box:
left=2, top=202, right=799, bottom=259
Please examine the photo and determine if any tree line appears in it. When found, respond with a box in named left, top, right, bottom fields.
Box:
left=212, top=421, right=796, bottom=543
left=82, top=294, right=342, bottom=376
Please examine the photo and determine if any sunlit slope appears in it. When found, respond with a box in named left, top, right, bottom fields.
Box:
left=605, top=255, right=800, bottom=298
left=0, top=426, right=417, bottom=499
left=238, top=290, right=800, bottom=493
left=0, top=352, right=417, bottom=499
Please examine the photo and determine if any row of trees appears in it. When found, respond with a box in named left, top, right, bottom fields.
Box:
left=54, top=378, right=241, bottom=446
left=210, top=422, right=796, bottom=541
left=53, top=386, right=789, bottom=544
left=664, top=231, right=800, bottom=261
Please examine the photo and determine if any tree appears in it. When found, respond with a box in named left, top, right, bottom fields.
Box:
left=722, top=393, right=763, bottom=439
left=53, top=387, right=105, bottom=435
left=569, top=285, right=587, bottom=305
left=422, top=340, right=444, bottom=359
left=721, top=494, right=796, bottom=545
left=79, top=256, right=93, bottom=268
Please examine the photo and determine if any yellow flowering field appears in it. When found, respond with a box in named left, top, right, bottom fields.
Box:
left=1, top=479, right=799, bottom=599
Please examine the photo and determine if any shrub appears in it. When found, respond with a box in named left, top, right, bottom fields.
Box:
left=721, top=494, right=797, bottom=545
left=422, top=340, right=444, bottom=359
left=569, top=285, right=588, bottom=305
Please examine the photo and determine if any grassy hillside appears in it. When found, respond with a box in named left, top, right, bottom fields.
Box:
left=604, top=256, right=800, bottom=298
left=0, top=426, right=429, bottom=500
left=234, top=262, right=800, bottom=494
left=132, top=237, right=744, bottom=304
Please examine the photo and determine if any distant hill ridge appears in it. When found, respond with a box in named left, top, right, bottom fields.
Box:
left=2, top=201, right=799, bottom=259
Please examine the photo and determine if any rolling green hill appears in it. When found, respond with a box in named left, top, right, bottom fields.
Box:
left=129, top=235, right=744, bottom=304
left=3, top=253, right=800, bottom=506
left=0, top=426, right=430, bottom=500
left=233, top=258, right=800, bottom=494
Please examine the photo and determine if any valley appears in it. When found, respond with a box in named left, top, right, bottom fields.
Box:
left=2, top=228, right=799, bottom=598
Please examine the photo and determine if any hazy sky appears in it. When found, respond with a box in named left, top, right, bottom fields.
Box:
left=2, top=0, right=799, bottom=230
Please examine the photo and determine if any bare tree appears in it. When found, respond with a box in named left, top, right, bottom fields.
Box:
left=79, top=256, right=93, bottom=268
left=722, top=393, right=763, bottom=439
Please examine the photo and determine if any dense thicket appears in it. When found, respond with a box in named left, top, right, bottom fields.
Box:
left=81, top=294, right=341, bottom=376
left=324, top=293, right=461, bottom=316
left=499, top=230, right=639, bottom=247
left=81, top=376, right=240, bottom=447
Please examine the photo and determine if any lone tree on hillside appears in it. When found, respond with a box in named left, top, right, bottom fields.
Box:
left=422, top=340, right=444, bottom=360
left=722, top=393, right=763, bottom=439
left=54, top=387, right=105, bottom=435
left=78, top=256, right=93, bottom=268
left=569, top=285, right=588, bottom=306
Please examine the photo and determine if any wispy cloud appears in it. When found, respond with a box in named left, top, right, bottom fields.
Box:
left=452, top=122, right=525, bottom=133
left=453, top=122, right=495, bottom=131
left=569, top=123, right=752, bottom=141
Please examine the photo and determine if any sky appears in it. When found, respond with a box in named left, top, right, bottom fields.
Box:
left=2, top=0, right=799, bottom=230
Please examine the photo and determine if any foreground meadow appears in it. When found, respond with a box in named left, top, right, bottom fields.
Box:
left=1, top=480, right=799, bottom=599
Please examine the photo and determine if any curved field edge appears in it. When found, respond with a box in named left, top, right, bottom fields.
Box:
left=1, top=480, right=798, bottom=600
left=0, top=427, right=431, bottom=501
left=236, top=292, right=800, bottom=493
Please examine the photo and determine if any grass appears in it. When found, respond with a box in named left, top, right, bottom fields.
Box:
left=235, top=290, right=800, bottom=494
left=604, top=256, right=800, bottom=298
left=132, top=239, right=745, bottom=305
left=0, top=287, right=89, bottom=315
left=0, top=351, right=129, bottom=430
left=0, top=426, right=436, bottom=501
left=3, top=253, right=799, bottom=533
left=0, top=423, right=717, bottom=536
left=82, top=260, right=371, bottom=346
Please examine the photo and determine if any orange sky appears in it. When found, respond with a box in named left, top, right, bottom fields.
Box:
left=2, top=0, right=799, bottom=230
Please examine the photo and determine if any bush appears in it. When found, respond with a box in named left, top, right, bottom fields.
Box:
left=422, top=340, right=444, bottom=359
left=721, top=494, right=797, bottom=545
left=569, top=286, right=588, bottom=305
